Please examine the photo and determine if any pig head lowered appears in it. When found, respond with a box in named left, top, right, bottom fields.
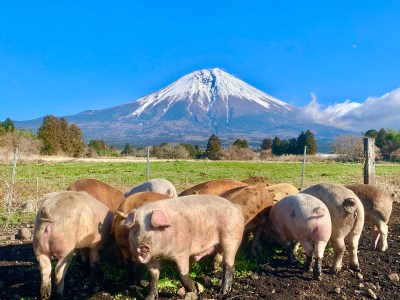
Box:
left=122, top=195, right=244, bottom=300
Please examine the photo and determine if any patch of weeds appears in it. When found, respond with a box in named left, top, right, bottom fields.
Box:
left=234, top=251, right=258, bottom=278
left=157, top=278, right=180, bottom=294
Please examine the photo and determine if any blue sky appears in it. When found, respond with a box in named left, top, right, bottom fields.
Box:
left=1, top=1, right=400, bottom=131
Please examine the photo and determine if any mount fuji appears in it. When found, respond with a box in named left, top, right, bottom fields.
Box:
left=15, top=68, right=349, bottom=149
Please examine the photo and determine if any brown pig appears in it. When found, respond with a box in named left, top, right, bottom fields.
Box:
left=265, top=193, right=332, bottom=280
left=241, top=176, right=274, bottom=186
left=178, top=179, right=248, bottom=196
left=33, top=191, right=113, bottom=299
left=346, top=184, right=394, bottom=251
left=67, top=178, right=125, bottom=212
left=122, top=195, right=244, bottom=300
left=266, top=183, right=299, bottom=202
left=301, top=183, right=364, bottom=273
left=220, top=185, right=275, bottom=255
left=113, top=192, right=172, bottom=281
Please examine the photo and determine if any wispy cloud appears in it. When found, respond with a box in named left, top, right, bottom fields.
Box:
left=302, top=88, right=400, bottom=132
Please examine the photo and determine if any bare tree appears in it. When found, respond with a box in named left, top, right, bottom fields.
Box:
left=331, top=135, right=364, bottom=162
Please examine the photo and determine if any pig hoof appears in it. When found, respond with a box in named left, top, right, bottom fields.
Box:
left=145, top=295, right=157, bottom=300
left=41, top=285, right=51, bottom=300
left=330, top=267, right=341, bottom=274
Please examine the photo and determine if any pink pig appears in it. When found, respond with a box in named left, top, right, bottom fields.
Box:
left=122, top=194, right=244, bottom=300
left=265, top=193, right=332, bottom=280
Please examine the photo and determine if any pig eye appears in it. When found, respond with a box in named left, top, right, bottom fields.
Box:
left=132, top=223, right=140, bottom=232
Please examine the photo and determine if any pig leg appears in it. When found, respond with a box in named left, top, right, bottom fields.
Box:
left=285, top=243, right=296, bottom=265
left=89, top=247, right=103, bottom=283
left=330, top=237, right=345, bottom=273
left=313, top=241, right=327, bottom=280
left=54, top=251, right=74, bottom=297
left=220, top=243, right=239, bottom=294
left=370, top=223, right=380, bottom=250
left=301, top=241, right=314, bottom=272
left=347, top=232, right=361, bottom=272
left=377, top=221, right=389, bottom=251
left=176, top=258, right=197, bottom=293
left=37, top=254, right=52, bottom=300
left=146, top=260, right=161, bottom=300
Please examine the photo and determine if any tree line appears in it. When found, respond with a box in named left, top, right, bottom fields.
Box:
left=1, top=116, right=319, bottom=159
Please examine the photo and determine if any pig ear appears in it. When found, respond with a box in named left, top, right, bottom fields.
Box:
left=122, top=210, right=137, bottom=229
left=151, top=210, right=171, bottom=228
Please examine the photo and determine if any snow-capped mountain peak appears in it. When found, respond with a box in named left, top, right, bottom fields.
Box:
left=130, top=68, right=293, bottom=119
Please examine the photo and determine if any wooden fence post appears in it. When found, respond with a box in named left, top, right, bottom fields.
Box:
left=5, top=148, right=19, bottom=229
left=300, top=145, right=307, bottom=190
left=363, top=137, right=375, bottom=185
left=146, top=146, right=150, bottom=181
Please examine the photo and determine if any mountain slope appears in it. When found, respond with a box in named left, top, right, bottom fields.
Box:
left=15, top=68, right=349, bottom=149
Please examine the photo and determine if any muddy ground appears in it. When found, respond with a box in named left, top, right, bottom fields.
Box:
left=1, top=202, right=399, bottom=300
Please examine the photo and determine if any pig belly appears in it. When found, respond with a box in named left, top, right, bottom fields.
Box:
left=192, top=245, right=217, bottom=262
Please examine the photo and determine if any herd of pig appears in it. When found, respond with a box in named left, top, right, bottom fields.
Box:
left=32, top=176, right=395, bottom=300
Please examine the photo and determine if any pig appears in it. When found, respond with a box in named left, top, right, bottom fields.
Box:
left=241, top=176, right=274, bottom=186
left=67, top=178, right=125, bottom=265
left=220, top=185, right=275, bottom=251
left=265, top=193, right=332, bottom=280
left=33, top=191, right=113, bottom=299
left=301, top=183, right=365, bottom=273
left=124, top=178, right=178, bottom=198
left=346, top=184, right=394, bottom=251
left=113, top=192, right=172, bottom=281
left=122, top=195, right=244, bottom=300
left=67, top=178, right=125, bottom=212
left=266, top=183, right=299, bottom=202
left=178, top=179, right=248, bottom=196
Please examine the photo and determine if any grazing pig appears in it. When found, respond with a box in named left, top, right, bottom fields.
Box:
left=265, top=193, right=332, bottom=280
left=122, top=195, right=244, bottom=299
left=124, top=178, right=178, bottom=198
left=241, top=176, right=274, bottom=186
left=346, top=184, right=394, bottom=251
left=301, top=183, right=365, bottom=273
left=266, top=183, right=299, bottom=202
left=33, top=191, right=113, bottom=299
left=113, top=192, right=172, bottom=281
left=178, top=179, right=248, bottom=196
left=67, top=178, right=125, bottom=212
left=220, top=185, right=275, bottom=255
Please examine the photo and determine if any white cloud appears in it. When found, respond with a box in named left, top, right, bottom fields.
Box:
left=302, top=88, right=400, bottom=132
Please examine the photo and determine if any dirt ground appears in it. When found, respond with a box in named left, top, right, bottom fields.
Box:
left=1, top=202, right=399, bottom=300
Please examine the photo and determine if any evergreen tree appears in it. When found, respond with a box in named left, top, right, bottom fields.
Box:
left=68, top=124, right=86, bottom=157
left=260, top=138, right=272, bottom=150
left=375, top=128, right=388, bottom=148
left=88, top=139, right=107, bottom=155
left=271, top=137, right=289, bottom=155
left=297, top=130, right=317, bottom=154
left=205, top=134, right=222, bottom=160
left=1, top=118, right=15, bottom=132
left=365, top=129, right=378, bottom=138
left=233, top=139, right=249, bottom=148
left=121, top=143, right=133, bottom=156
left=37, top=115, right=62, bottom=155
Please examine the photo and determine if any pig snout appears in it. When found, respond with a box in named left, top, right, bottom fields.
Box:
left=136, top=244, right=151, bottom=264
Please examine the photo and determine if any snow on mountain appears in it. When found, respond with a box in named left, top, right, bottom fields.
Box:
left=14, top=68, right=352, bottom=150
left=129, top=68, right=294, bottom=121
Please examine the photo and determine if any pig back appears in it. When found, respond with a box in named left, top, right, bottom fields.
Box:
left=67, top=178, right=125, bottom=212
left=220, top=185, right=275, bottom=226
left=346, top=184, right=393, bottom=223
left=301, top=183, right=364, bottom=237
left=34, top=191, right=113, bottom=251
left=179, top=179, right=248, bottom=196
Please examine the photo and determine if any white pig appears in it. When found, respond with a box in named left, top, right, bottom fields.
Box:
left=33, top=191, right=113, bottom=299
left=301, top=183, right=365, bottom=273
left=122, top=195, right=244, bottom=300
left=265, top=193, right=332, bottom=280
